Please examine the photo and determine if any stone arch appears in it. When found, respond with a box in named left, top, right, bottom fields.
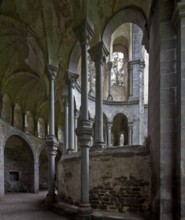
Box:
left=68, top=41, right=81, bottom=74
left=102, top=7, right=147, bottom=52
left=112, top=113, right=128, bottom=146
left=4, top=134, right=34, bottom=192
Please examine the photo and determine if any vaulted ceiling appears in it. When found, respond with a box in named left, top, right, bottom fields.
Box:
left=0, top=0, right=152, bottom=124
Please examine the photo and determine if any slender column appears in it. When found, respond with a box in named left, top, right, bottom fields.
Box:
left=89, top=42, right=109, bottom=149
left=33, top=153, right=39, bottom=193
left=88, top=57, right=94, bottom=96
left=74, top=20, right=94, bottom=217
left=107, top=61, right=113, bottom=101
left=107, top=122, right=112, bottom=147
left=138, top=61, right=145, bottom=145
left=45, top=65, right=59, bottom=205
left=67, top=72, right=78, bottom=151
left=63, top=97, right=69, bottom=150
left=128, top=61, right=133, bottom=97
left=74, top=110, right=79, bottom=151
left=128, top=122, right=133, bottom=145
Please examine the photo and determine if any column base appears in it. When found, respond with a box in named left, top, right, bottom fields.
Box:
left=91, top=142, right=106, bottom=151
left=107, top=94, right=113, bottom=101
left=78, top=203, right=92, bottom=219
left=44, top=193, right=57, bottom=209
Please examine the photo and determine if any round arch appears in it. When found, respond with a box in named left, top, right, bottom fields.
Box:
left=112, top=113, right=128, bottom=146
left=4, top=134, right=34, bottom=192
left=102, top=7, right=147, bottom=52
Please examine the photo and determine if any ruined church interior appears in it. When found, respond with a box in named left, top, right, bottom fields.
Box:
left=0, top=0, right=184, bottom=219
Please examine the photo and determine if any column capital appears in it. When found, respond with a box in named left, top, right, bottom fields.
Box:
left=73, top=19, right=94, bottom=45
left=107, top=61, right=113, bottom=71
left=47, top=64, right=58, bottom=80
left=89, top=41, right=109, bottom=64
left=66, top=71, right=79, bottom=88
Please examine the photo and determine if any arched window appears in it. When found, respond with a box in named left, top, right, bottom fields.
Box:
left=111, top=52, right=124, bottom=87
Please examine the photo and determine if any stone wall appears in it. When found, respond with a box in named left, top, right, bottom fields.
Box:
left=58, top=146, right=151, bottom=215
left=4, top=136, right=34, bottom=192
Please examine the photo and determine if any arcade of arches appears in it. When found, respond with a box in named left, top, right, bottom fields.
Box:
left=0, top=1, right=184, bottom=220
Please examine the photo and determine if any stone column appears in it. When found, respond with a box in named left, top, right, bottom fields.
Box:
left=128, top=61, right=133, bottom=97
left=128, top=122, right=133, bottom=145
left=33, top=153, right=39, bottom=193
left=107, top=122, right=112, bottom=147
left=88, top=57, right=94, bottom=96
left=45, top=64, right=59, bottom=205
left=107, top=61, right=113, bottom=101
left=63, top=97, right=69, bottom=150
left=89, top=42, right=109, bottom=149
left=67, top=72, right=78, bottom=151
left=74, top=110, right=79, bottom=152
left=74, top=19, right=94, bottom=218
left=138, top=61, right=145, bottom=145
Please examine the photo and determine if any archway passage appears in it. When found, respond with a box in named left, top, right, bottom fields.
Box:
left=4, top=135, right=34, bottom=193
left=112, top=113, right=128, bottom=146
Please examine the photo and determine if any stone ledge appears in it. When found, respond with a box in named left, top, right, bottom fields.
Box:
left=53, top=201, right=147, bottom=220
left=92, top=210, right=145, bottom=220
left=61, top=145, right=150, bottom=162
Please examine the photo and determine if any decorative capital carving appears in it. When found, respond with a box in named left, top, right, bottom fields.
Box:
left=73, top=19, right=94, bottom=45
left=47, top=64, right=58, bottom=80
left=66, top=71, right=79, bottom=88
left=89, top=41, right=109, bottom=64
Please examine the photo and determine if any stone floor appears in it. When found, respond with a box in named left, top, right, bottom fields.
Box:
left=0, top=191, right=69, bottom=220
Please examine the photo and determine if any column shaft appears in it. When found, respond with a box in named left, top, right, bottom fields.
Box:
left=74, top=20, right=94, bottom=213
left=34, top=154, right=39, bottom=193
left=49, top=78, right=55, bottom=136
left=95, top=60, right=104, bottom=143
left=45, top=65, right=59, bottom=204
left=68, top=81, right=74, bottom=150
left=89, top=42, right=109, bottom=148
left=64, top=98, right=69, bottom=150
left=107, top=123, right=112, bottom=147
left=107, top=62, right=113, bottom=101
left=128, top=123, right=133, bottom=145
left=81, top=41, right=89, bottom=121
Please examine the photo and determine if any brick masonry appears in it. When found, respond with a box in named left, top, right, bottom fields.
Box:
left=58, top=146, right=151, bottom=215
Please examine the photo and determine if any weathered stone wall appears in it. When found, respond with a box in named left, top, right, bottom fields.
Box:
left=58, top=146, right=151, bottom=215
left=0, top=118, right=45, bottom=198
left=4, top=136, right=34, bottom=192
left=149, top=1, right=177, bottom=219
